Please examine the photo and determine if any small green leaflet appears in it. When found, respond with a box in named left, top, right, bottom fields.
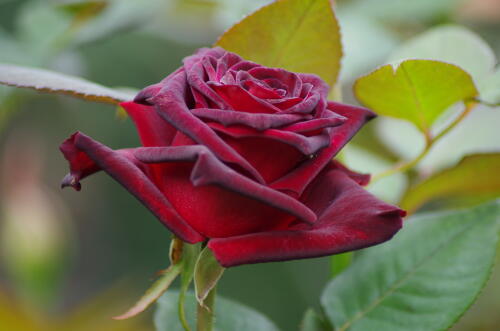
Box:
left=354, top=59, right=478, bottom=134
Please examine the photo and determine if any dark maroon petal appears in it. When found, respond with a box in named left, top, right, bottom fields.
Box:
left=209, top=84, right=280, bottom=114
left=133, top=145, right=316, bottom=237
left=212, top=133, right=307, bottom=183
left=147, top=70, right=266, bottom=183
left=279, top=92, right=321, bottom=114
left=248, top=67, right=302, bottom=97
left=191, top=108, right=309, bottom=131
left=60, top=133, right=100, bottom=191
left=60, top=132, right=204, bottom=243
left=269, top=97, right=303, bottom=110
left=208, top=167, right=404, bottom=267
left=330, top=160, right=370, bottom=186
left=186, top=60, right=228, bottom=109
left=297, top=73, right=329, bottom=99
left=120, top=101, right=177, bottom=147
left=242, top=80, right=285, bottom=99
left=182, top=47, right=227, bottom=69
left=281, top=115, right=346, bottom=134
left=209, top=122, right=331, bottom=155
left=270, top=102, right=375, bottom=196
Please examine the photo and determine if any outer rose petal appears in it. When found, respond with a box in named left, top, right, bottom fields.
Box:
left=120, top=101, right=176, bottom=147
left=133, top=146, right=316, bottom=237
left=208, top=165, right=404, bottom=267
left=60, top=132, right=204, bottom=244
left=270, top=102, right=375, bottom=197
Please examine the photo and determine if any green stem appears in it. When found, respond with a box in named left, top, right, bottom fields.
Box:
left=371, top=102, right=477, bottom=183
left=472, top=98, right=500, bottom=108
left=178, top=289, right=191, bottom=331
left=197, top=286, right=216, bottom=331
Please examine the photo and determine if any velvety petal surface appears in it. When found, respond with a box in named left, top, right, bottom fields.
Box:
left=208, top=164, right=404, bottom=267
left=60, top=132, right=204, bottom=243
left=133, top=145, right=316, bottom=238
left=120, top=101, right=176, bottom=147
left=190, top=108, right=309, bottom=131
left=270, top=102, right=375, bottom=197
left=137, top=69, right=265, bottom=184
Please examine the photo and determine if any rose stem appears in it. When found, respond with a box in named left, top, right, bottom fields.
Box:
left=371, top=101, right=477, bottom=183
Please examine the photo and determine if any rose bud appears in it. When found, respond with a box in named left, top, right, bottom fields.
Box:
left=60, top=47, right=405, bottom=267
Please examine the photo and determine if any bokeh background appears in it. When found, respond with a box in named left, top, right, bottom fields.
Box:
left=0, top=0, right=499, bottom=330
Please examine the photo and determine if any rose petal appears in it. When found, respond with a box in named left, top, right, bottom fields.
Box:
left=133, top=145, right=316, bottom=237
left=209, top=122, right=331, bottom=155
left=242, top=80, right=285, bottom=99
left=208, top=166, right=404, bottom=267
left=209, top=84, right=280, bottom=114
left=60, top=132, right=204, bottom=243
left=270, top=102, right=375, bottom=196
left=191, top=108, right=309, bottom=131
left=248, top=67, right=302, bottom=97
left=120, top=101, right=177, bottom=147
left=144, top=70, right=266, bottom=184
left=281, top=115, right=346, bottom=134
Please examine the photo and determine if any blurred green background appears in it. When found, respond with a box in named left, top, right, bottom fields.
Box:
left=0, top=0, right=499, bottom=330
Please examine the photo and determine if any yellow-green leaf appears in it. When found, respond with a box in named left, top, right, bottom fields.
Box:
left=354, top=59, right=478, bottom=133
left=112, top=264, right=181, bottom=320
left=401, top=153, right=500, bottom=214
left=194, top=247, right=225, bottom=307
left=215, top=0, right=342, bottom=86
left=0, top=64, right=134, bottom=104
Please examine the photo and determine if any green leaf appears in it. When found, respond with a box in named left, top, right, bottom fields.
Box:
left=194, top=247, right=225, bottom=307
left=354, top=59, right=478, bottom=133
left=300, top=309, right=331, bottom=331
left=0, top=64, right=134, bottom=104
left=215, top=0, right=342, bottom=86
left=388, top=25, right=496, bottom=84
left=113, top=264, right=181, bottom=320
left=154, top=291, right=280, bottom=331
left=321, top=200, right=500, bottom=331
left=401, top=153, right=500, bottom=214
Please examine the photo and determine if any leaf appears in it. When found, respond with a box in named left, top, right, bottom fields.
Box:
left=321, top=200, right=500, bottom=331
left=215, top=0, right=342, bottom=86
left=354, top=59, right=478, bottom=133
left=194, top=247, right=225, bottom=307
left=300, top=309, right=331, bottom=331
left=155, top=291, right=280, bottom=331
left=113, top=264, right=181, bottom=320
left=400, top=153, right=500, bottom=214
left=388, top=25, right=496, bottom=84
left=0, top=64, right=134, bottom=104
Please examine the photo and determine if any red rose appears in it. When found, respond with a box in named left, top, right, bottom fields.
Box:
left=60, top=48, right=404, bottom=267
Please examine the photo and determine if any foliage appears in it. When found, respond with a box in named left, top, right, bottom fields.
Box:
left=0, top=0, right=499, bottom=330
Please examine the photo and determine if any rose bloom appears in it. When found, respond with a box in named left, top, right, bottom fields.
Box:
left=61, top=48, right=405, bottom=267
